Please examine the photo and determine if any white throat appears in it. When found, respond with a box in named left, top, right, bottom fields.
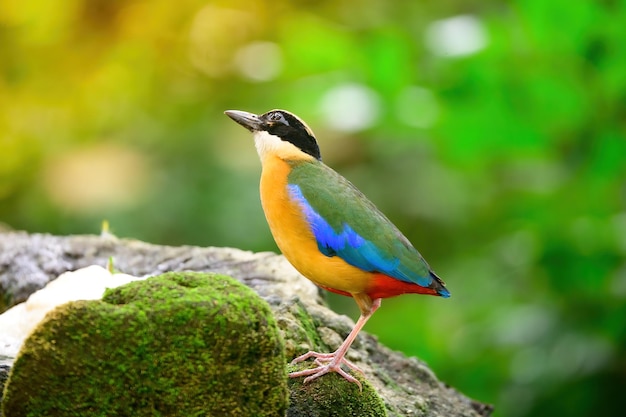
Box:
left=253, top=130, right=310, bottom=162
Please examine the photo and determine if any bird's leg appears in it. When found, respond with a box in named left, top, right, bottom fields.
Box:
left=289, top=296, right=382, bottom=389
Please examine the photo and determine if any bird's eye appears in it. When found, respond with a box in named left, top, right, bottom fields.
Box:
left=269, top=112, right=289, bottom=126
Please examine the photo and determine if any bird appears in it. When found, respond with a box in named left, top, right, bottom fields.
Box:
left=224, top=109, right=450, bottom=388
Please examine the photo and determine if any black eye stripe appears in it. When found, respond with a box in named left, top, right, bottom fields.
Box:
left=260, top=110, right=322, bottom=160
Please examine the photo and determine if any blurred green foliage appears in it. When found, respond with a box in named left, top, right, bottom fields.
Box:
left=1, top=1, right=625, bottom=416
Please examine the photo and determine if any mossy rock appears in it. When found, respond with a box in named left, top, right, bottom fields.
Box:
left=287, top=363, right=387, bottom=417
left=1, top=272, right=288, bottom=417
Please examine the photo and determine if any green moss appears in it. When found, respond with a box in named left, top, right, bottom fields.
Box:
left=2, top=272, right=288, bottom=417
left=0, top=291, right=11, bottom=315
left=294, top=303, right=325, bottom=344
left=287, top=363, right=387, bottom=417
left=284, top=301, right=328, bottom=359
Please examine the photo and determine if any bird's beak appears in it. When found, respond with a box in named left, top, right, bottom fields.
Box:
left=224, top=110, right=263, bottom=132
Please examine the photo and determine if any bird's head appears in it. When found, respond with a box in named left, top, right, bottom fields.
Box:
left=225, top=109, right=321, bottom=161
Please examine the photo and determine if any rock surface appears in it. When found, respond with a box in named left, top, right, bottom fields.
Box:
left=0, top=232, right=493, bottom=417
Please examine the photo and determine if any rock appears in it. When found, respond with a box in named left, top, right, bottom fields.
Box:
left=1, top=272, right=288, bottom=417
left=0, top=363, right=9, bottom=404
left=0, top=231, right=320, bottom=312
left=0, top=232, right=493, bottom=417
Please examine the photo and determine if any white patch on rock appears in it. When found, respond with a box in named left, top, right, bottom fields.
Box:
left=0, top=265, right=143, bottom=358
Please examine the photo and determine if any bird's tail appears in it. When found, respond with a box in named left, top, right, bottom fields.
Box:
left=430, top=271, right=451, bottom=298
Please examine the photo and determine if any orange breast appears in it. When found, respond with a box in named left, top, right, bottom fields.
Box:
left=259, top=156, right=374, bottom=296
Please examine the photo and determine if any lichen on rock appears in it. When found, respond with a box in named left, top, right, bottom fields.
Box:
left=1, top=272, right=288, bottom=417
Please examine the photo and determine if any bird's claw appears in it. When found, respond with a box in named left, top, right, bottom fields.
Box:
left=292, top=350, right=364, bottom=374
left=289, top=350, right=364, bottom=390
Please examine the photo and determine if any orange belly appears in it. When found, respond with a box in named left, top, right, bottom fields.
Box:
left=259, top=156, right=374, bottom=295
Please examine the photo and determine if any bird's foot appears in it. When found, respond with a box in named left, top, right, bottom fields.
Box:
left=289, top=350, right=363, bottom=390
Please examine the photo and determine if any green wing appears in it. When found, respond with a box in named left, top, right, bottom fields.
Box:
left=287, top=160, right=448, bottom=295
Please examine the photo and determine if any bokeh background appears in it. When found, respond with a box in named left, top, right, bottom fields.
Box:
left=1, top=0, right=625, bottom=416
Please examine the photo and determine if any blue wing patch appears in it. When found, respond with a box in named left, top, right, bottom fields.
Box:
left=288, top=184, right=433, bottom=288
